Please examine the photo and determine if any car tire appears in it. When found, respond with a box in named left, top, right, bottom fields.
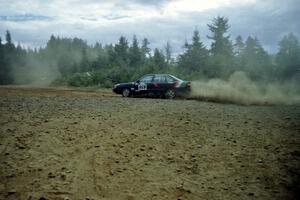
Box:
left=122, top=88, right=131, bottom=97
left=165, top=89, right=176, bottom=99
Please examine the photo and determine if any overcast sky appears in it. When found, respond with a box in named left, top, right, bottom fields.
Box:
left=0, top=0, right=299, bottom=54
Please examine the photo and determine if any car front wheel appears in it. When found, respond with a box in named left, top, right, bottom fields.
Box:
left=165, top=89, right=176, bottom=99
left=122, top=88, right=131, bottom=97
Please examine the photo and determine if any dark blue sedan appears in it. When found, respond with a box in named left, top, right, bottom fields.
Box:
left=112, top=74, right=191, bottom=99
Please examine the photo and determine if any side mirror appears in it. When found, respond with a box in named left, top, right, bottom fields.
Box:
left=136, top=80, right=140, bottom=84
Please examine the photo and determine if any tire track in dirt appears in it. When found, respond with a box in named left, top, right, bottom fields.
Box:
left=71, top=133, right=103, bottom=199
left=0, top=138, right=9, bottom=156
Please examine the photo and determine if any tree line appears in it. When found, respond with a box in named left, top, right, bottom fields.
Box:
left=0, top=16, right=299, bottom=87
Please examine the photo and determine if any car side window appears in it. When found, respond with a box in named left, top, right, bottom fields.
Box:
left=166, top=75, right=175, bottom=83
left=153, top=75, right=165, bottom=83
left=139, top=75, right=154, bottom=83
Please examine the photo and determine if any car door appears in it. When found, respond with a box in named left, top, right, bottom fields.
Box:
left=152, top=74, right=167, bottom=94
left=135, top=75, right=154, bottom=94
left=165, top=75, right=177, bottom=89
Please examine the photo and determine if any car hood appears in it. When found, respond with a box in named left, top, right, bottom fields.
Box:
left=114, top=82, right=134, bottom=87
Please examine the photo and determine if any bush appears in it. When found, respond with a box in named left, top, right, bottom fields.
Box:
left=51, top=71, right=115, bottom=87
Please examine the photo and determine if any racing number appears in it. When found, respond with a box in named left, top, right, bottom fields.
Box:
left=138, top=82, right=147, bottom=91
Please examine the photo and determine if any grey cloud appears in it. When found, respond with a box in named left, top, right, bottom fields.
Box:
left=102, top=14, right=131, bottom=21
left=113, top=0, right=176, bottom=9
left=80, top=17, right=98, bottom=21
left=70, top=0, right=174, bottom=9
left=0, top=0, right=299, bottom=55
left=0, top=14, right=53, bottom=22
left=129, top=0, right=175, bottom=6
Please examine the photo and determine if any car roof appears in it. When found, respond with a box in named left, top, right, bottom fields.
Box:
left=143, top=74, right=173, bottom=76
left=140, top=74, right=182, bottom=81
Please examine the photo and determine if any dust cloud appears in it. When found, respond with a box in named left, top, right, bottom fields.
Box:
left=12, top=63, right=60, bottom=87
left=190, top=71, right=300, bottom=105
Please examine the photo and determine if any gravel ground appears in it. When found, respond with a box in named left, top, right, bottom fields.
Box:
left=0, top=86, right=299, bottom=200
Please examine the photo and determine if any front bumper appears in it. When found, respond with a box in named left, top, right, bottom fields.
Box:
left=112, top=88, right=121, bottom=94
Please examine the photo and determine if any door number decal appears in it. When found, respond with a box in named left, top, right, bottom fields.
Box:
left=138, top=82, right=147, bottom=91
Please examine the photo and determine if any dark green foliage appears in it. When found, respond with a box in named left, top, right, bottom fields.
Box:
left=207, top=16, right=234, bottom=77
left=0, top=31, right=15, bottom=84
left=152, top=48, right=166, bottom=72
left=178, top=29, right=209, bottom=78
left=0, top=17, right=299, bottom=87
left=165, top=41, right=172, bottom=64
left=233, top=35, right=245, bottom=72
left=5, top=31, right=12, bottom=46
left=234, top=35, right=244, bottom=57
left=238, top=37, right=272, bottom=80
left=129, top=35, right=142, bottom=67
left=207, top=17, right=231, bottom=55
left=0, top=37, right=8, bottom=84
left=141, top=38, right=151, bottom=59
left=276, top=33, right=300, bottom=80
left=113, top=36, right=129, bottom=66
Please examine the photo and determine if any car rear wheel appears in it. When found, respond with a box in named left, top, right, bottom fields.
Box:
left=122, top=88, right=131, bottom=97
left=165, top=89, right=176, bottom=99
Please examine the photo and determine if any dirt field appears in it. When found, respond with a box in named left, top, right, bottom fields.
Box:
left=0, top=86, right=299, bottom=200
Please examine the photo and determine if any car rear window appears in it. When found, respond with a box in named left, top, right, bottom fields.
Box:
left=166, top=75, right=176, bottom=83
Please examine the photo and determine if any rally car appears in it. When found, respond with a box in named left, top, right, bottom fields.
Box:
left=112, top=74, right=191, bottom=99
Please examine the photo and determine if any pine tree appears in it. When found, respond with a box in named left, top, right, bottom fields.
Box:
left=233, top=35, right=245, bottom=70
left=5, top=30, right=12, bottom=46
left=93, top=43, right=108, bottom=70
left=178, top=29, right=208, bottom=75
left=0, top=37, right=6, bottom=84
left=79, top=47, right=90, bottom=72
left=207, top=16, right=234, bottom=77
left=107, top=44, right=116, bottom=65
left=114, top=36, right=129, bottom=66
left=276, top=33, right=300, bottom=80
left=165, top=41, right=172, bottom=64
left=153, top=48, right=165, bottom=72
left=93, top=42, right=103, bottom=54
left=241, top=36, right=271, bottom=79
left=0, top=31, right=14, bottom=84
left=128, top=35, right=142, bottom=67
left=207, top=17, right=233, bottom=56
left=141, top=38, right=151, bottom=59
left=234, top=35, right=244, bottom=56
